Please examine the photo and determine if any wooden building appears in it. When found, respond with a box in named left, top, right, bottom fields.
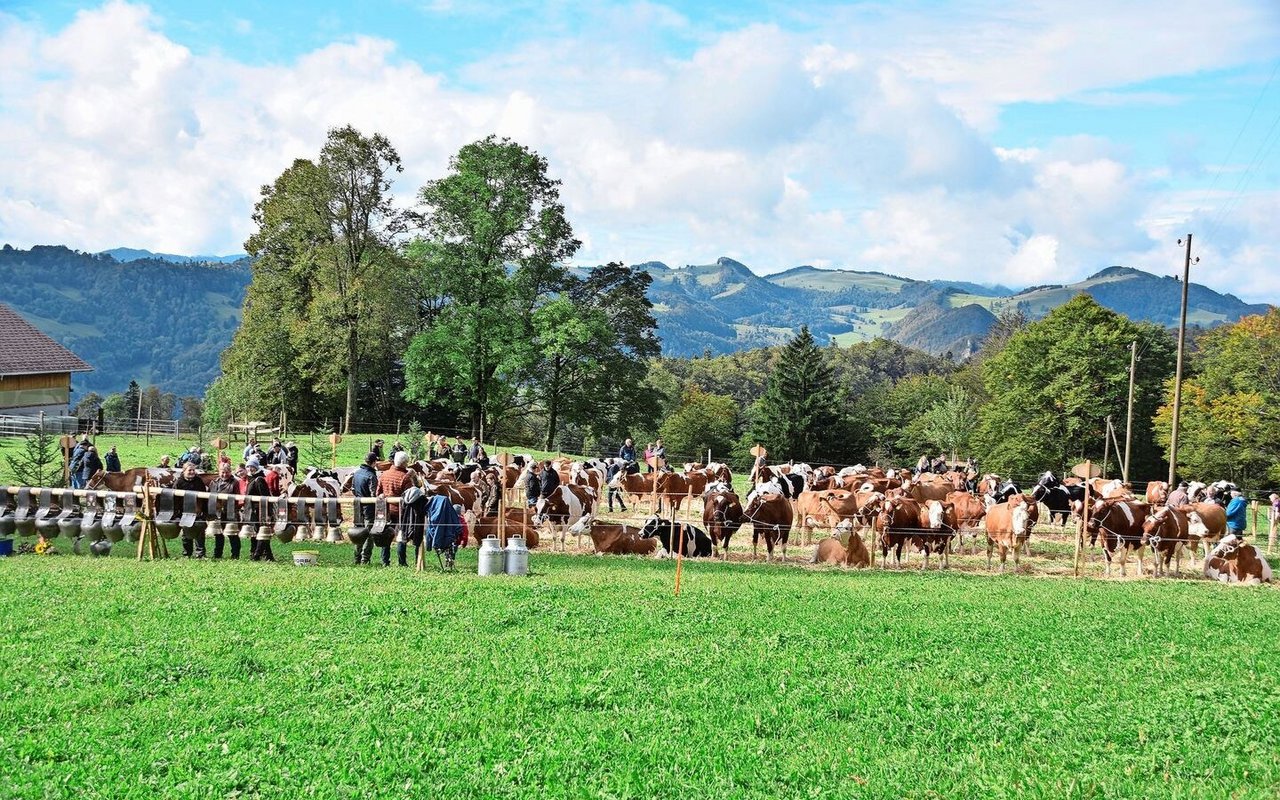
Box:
left=0, top=302, right=93, bottom=417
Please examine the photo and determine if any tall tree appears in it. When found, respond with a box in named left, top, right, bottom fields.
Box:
left=974, top=295, right=1174, bottom=477
left=122, top=380, right=142, bottom=421
left=917, top=386, right=978, bottom=461
left=238, top=125, right=410, bottom=433
left=406, top=136, right=580, bottom=437
left=749, top=326, right=838, bottom=462
left=659, top=387, right=739, bottom=463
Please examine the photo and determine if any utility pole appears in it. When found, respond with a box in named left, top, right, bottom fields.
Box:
left=1168, top=235, right=1197, bottom=485
left=1123, top=339, right=1136, bottom=484
left=1103, top=415, right=1112, bottom=477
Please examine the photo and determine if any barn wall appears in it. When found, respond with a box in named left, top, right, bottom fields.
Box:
left=0, top=372, right=72, bottom=413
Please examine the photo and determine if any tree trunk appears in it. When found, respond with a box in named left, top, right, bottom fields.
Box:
left=544, top=359, right=562, bottom=451
left=344, top=324, right=357, bottom=435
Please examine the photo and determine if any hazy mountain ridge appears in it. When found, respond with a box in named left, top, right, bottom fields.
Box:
left=1, top=245, right=1270, bottom=396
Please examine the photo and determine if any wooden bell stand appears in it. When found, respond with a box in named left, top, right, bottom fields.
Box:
left=135, top=480, right=168, bottom=561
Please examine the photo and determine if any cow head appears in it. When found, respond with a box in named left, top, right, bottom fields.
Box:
left=532, top=496, right=552, bottom=525
left=1037, top=471, right=1059, bottom=489
left=704, top=481, right=731, bottom=496
left=1009, top=496, right=1031, bottom=537
left=925, top=500, right=945, bottom=530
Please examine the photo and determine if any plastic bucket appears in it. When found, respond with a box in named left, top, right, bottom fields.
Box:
left=0, top=538, right=12, bottom=557
left=292, top=550, right=320, bottom=566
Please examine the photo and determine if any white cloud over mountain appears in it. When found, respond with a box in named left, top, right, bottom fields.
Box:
left=0, top=0, right=1277, bottom=300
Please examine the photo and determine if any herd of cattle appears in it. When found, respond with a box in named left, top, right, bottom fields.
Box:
left=11, top=456, right=1272, bottom=584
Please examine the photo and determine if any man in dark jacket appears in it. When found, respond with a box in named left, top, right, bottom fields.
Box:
left=79, top=445, right=104, bottom=487
left=539, top=460, right=561, bottom=500
left=467, top=437, right=489, bottom=467
left=351, top=452, right=384, bottom=566
left=371, top=439, right=386, bottom=462
left=209, top=462, right=240, bottom=559
left=618, top=438, right=636, bottom=464
left=104, top=446, right=121, bottom=473
left=173, top=462, right=207, bottom=558
left=243, top=459, right=274, bottom=562
left=450, top=437, right=467, bottom=464
left=69, top=437, right=88, bottom=489
left=525, top=462, right=541, bottom=507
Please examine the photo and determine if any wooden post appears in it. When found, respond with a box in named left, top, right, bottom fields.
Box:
left=498, top=480, right=507, bottom=548
left=1076, top=461, right=1091, bottom=578
left=674, top=517, right=685, bottom=596
left=329, top=433, right=342, bottom=470
left=60, top=434, right=73, bottom=487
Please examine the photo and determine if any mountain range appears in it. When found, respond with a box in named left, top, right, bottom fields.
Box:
left=0, top=244, right=1270, bottom=398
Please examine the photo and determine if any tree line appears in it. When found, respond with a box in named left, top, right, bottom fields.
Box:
left=210, top=127, right=659, bottom=447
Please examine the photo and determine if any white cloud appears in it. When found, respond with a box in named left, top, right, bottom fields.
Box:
left=0, top=0, right=1276, bottom=305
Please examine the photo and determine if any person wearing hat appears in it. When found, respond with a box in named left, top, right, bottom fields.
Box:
left=104, top=445, right=121, bottom=473
left=78, top=444, right=104, bottom=488
left=1225, top=490, right=1248, bottom=537
left=351, top=452, right=385, bottom=566
left=749, top=445, right=768, bottom=484
left=243, top=458, right=275, bottom=561
left=1165, top=481, right=1189, bottom=509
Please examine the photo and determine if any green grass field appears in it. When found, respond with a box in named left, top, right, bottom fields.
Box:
left=2, top=551, right=1279, bottom=799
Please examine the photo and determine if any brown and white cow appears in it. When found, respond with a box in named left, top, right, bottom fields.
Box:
left=1177, top=502, right=1227, bottom=563
left=1141, top=505, right=1190, bottom=577
left=1144, top=481, right=1169, bottom=506
left=908, top=478, right=953, bottom=504
left=1203, top=534, right=1273, bottom=584
left=985, top=494, right=1034, bottom=572
left=946, top=490, right=987, bottom=555
left=703, top=490, right=746, bottom=558
left=608, top=470, right=656, bottom=510
left=913, top=499, right=957, bottom=570
left=876, top=495, right=922, bottom=568
left=742, top=489, right=793, bottom=561
left=467, top=509, right=541, bottom=548
left=1085, top=498, right=1150, bottom=576
left=655, top=471, right=693, bottom=514
left=812, top=520, right=870, bottom=567
left=586, top=522, right=659, bottom=556
left=533, top=484, right=596, bottom=551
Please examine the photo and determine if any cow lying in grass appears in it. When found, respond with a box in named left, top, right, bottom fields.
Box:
left=811, top=520, right=870, bottom=567
left=638, top=517, right=713, bottom=558
left=585, top=522, right=658, bottom=556
left=1203, top=533, right=1273, bottom=584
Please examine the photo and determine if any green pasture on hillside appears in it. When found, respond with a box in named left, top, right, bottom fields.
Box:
left=2, top=551, right=1279, bottom=799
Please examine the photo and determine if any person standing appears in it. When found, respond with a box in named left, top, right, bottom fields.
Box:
left=68, top=436, right=88, bottom=489
left=285, top=442, right=299, bottom=473
left=1166, top=482, right=1189, bottom=509
left=644, top=443, right=654, bottom=473
left=1225, top=490, right=1249, bottom=538
left=243, top=458, right=275, bottom=562
left=467, top=437, right=489, bottom=467
left=525, top=461, right=541, bottom=508
left=618, top=438, right=636, bottom=464
left=450, top=437, right=467, bottom=464
left=79, top=445, right=104, bottom=487
left=104, top=445, right=121, bottom=473
left=539, top=459, right=561, bottom=501
left=242, top=439, right=258, bottom=462
left=378, top=452, right=416, bottom=563
left=209, top=462, right=240, bottom=560
left=351, top=452, right=384, bottom=566
left=652, top=439, right=667, bottom=472
left=173, top=462, right=207, bottom=559
left=371, top=439, right=386, bottom=462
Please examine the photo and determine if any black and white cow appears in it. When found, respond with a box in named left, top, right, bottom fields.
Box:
left=1031, top=471, right=1085, bottom=526
left=638, top=517, right=714, bottom=558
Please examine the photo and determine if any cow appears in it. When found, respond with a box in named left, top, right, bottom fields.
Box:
left=875, top=495, right=921, bottom=568
left=655, top=471, right=693, bottom=514
left=913, top=499, right=957, bottom=570
left=703, top=490, right=746, bottom=559
left=586, top=522, right=659, bottom=555
left=1145, top=481, right=1169, bottom=507
left=984, top=494, right=1035, bottom=572
left=608, top=470, right=656, bottom=510
left=1089, top=477, right=1133, bottom=500
left=1141, top=506, right=1190, bottom=577
left=569, top=461, right=603, bottom=493
left=1203, top=534, right=1273, bottom=584
left=466, top=509, right=541, bottom=548
left=795, top=490, right=843, bottom=542
left=755, top=466, right=805, bottom=498
left=639, top=517, right=714, bottom=558
left=741, top=488, right=793, bottom=561
left=532, top=484, right=596, bottom=551
left=811, top=520, right=870, bottom=567
left=1032, top=473, right=1084, bottom=527
left=908, top=478, right=952, bottom=504
left=1084, top=498, right=1150, bottom=576
left=1177, top=502, right=1227, bottom=563
left=945, top=490, right=987, bottom=555
left=980, top=475, right=1021, bottom=507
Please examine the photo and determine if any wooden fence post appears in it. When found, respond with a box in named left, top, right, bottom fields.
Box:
left=1075, top=461, right=1091, bottom=578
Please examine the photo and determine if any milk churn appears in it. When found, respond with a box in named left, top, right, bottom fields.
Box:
left=478, top=535, right=506, bottom=576
left=504, top=535, right=529, bottom=576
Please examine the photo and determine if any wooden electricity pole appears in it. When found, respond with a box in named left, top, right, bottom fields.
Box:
left=1168, top=235, right=1197, bottom=485
left=1123, top=340, right=1136, bottom=484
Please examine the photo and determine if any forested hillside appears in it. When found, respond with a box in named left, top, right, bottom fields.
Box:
left=0, top=245, right=248, bottom=397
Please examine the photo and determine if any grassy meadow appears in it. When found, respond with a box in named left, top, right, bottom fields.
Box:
left=2, top=550, right=1279, bottom=799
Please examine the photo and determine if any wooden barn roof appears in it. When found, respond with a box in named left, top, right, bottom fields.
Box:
left=0, top=302, right=93, bottom=377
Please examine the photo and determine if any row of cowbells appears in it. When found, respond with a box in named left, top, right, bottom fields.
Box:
left=1, top=487, right=140, bottom=547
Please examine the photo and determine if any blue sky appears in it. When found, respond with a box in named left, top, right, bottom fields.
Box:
left=1, top=0, right=1278, bottom=299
